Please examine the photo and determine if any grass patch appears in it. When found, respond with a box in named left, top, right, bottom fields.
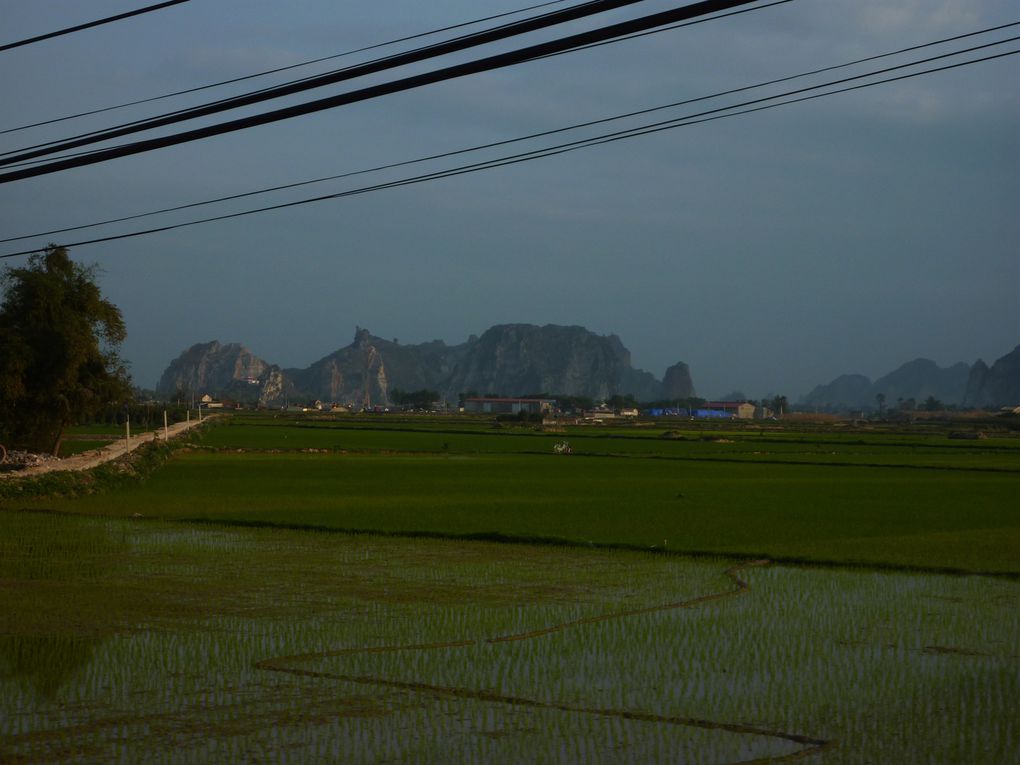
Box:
left=196, top=417, right=1020, bottom=471
left=0, top=437, right=190, bottom=501
left=15, top=450, right=1019, bottom=574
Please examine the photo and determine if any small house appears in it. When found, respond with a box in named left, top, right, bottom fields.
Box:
left=463, top=397, right=554, bottom=415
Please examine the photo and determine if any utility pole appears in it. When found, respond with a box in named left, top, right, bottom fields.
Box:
left=163, top=410, right=169, bottom=440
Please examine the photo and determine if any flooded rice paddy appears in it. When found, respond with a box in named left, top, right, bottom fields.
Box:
left=1, top=511, right=1016, bottom=763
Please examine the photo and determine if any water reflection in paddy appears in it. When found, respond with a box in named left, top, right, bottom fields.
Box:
left=1, top=512, right=1016, bottom=763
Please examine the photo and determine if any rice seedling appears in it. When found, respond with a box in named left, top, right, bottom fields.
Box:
left=197, top=415, right=1020, bottom=471
left=14, top=447, right=1018, bottom=573
left=1, top=511, right=1016, bottom=763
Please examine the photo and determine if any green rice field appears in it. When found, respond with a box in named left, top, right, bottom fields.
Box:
left=22, top=414, right=1020, bottom=574
left=1, top=413, right=1017, bottom=763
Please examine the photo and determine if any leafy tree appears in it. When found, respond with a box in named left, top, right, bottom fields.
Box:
left=607, top=393, right=638, bottom=410
left=172, top=384, right=192, bottom=407
left=0, top=247, right=131, bottom=454
left=554, top=395, right=594, bottom=413
left=389, top=388, right=439, bottom=409
left=922, top=396, right=943, bottom=412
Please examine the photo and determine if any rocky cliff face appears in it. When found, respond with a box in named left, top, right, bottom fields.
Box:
left=257, top=367, right=288, bottom=407
left=157, top=324, right=693, bottom=406
left=287, top=329, right=391, bottom=408
left=440, top=324, right=654, bottom=402
left=156, top=341, right=271, bottom=401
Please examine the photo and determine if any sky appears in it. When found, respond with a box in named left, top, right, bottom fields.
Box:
left=1, top=0, right=1017, bottom=400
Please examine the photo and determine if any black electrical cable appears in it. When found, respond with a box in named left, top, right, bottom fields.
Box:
left=4, top=20, right=1014, bottom=245
left=0, top=1, right=191, bottom=53
left=0, top=0, right=653, bottom=164
left=3, top=46, right=1015, bottom=260
left=0, top=0, right=574, bottom=137
left=0, top=0, right=766, bottom=181
left=0, top=0, right=797, bottom=173
left=536, top=0, right=792, bottom=59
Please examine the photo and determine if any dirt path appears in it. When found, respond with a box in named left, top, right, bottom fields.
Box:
left=256, top=560, right=834, bottom=763
left=0, top=416, right=216, bottom=479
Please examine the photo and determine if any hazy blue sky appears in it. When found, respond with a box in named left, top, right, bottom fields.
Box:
left=1, top=0, right=1017, bottom=399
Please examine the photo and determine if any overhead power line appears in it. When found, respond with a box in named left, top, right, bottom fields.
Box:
left=0, top=1, right=192, bottom=53
left=0, top=0, right=767, bottom=182
left=535, top=0, right=792, bottom=59
left=3, top=20, right=1013, bottom=246
left=0, top=0, right=796, bottom=175
left=0, top=0, right=797, bottom=175
left=0, top=0, right=574, bottom=137
left=2, top=44, right=1015, bottom=259
left=0, top=0, right=654, bottom=165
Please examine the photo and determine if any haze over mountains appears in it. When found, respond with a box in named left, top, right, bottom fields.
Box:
left=157, top=324, right=695, bottom=407
left=157, top=324, right=1020, bottom=410
left=799, top=346, right=1020, bottom=411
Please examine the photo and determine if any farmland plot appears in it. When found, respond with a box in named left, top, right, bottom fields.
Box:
left=29, top=449, right=1019, bottom=574
left=1, top=511, right=1016, bottom=764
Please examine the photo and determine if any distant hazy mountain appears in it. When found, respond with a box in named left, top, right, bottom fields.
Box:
left=799, top=345, right=1020, bottom=411
left=799, top=374, right=872, bottom=411
left=156, top=324, right=695, bottom=407
left=441, top=324, right=666, bottom=402
left=870, top=358, right=971, bottom=405
left=660, top=362, right=696, bottom=401
left=963, top=345, right=1020, bottom=408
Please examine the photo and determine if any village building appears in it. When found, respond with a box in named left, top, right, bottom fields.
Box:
left=701, top=401, right=757, bottom=419
left=583, top=406, right=640, bottom=422
left=463, top=397, right=555, bottom=415
left=647, top=401, right=758, bottom=419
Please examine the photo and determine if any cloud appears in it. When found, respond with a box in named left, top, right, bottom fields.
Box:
left=849, top=0, right=981, bottom=38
